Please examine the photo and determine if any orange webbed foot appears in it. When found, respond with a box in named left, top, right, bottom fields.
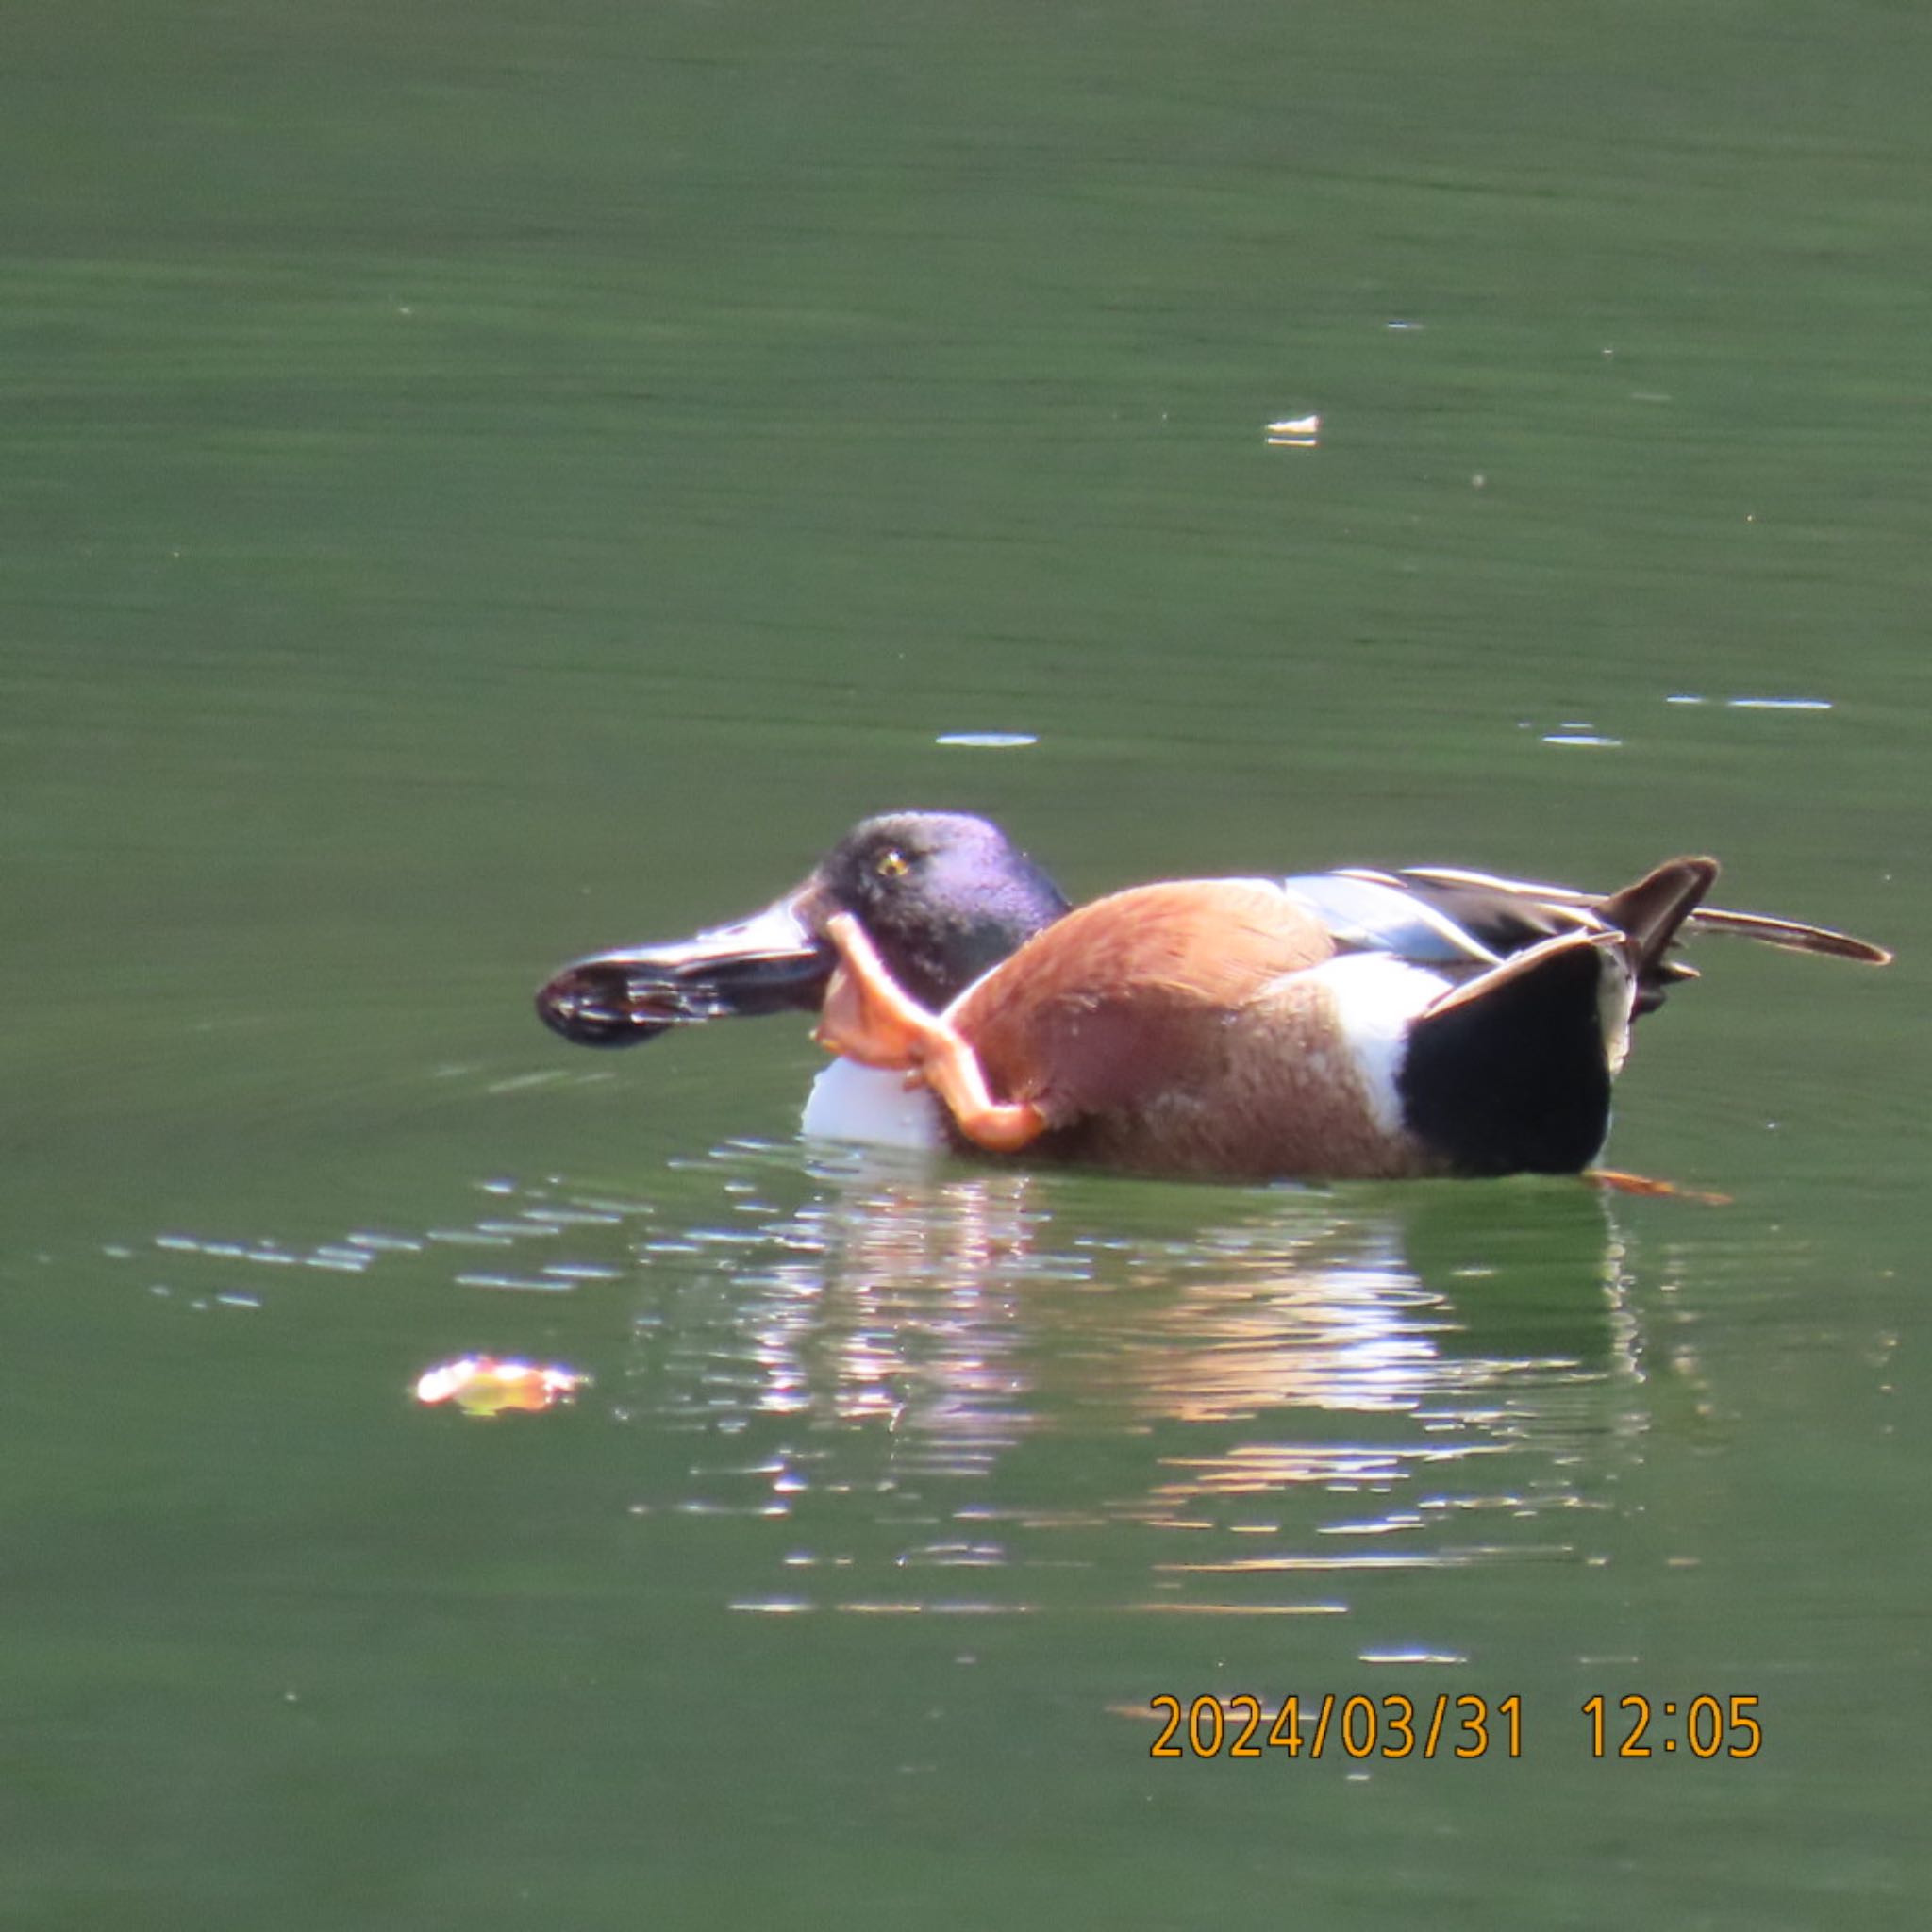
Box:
left=1586, top=1168, right=1734, bottom=1207
left=813, top=913, right=1050, bottom=1156
left=813, top=914, right=949, bottom=1069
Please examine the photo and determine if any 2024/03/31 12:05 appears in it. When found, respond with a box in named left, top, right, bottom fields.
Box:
left=1147, top=1694, right=1764, bottom=1759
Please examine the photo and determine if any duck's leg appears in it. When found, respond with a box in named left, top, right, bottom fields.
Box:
left=813, top=913, right=1048, bottom=1154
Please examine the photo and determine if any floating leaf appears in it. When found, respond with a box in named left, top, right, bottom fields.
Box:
left=413, top=1355, right=588, bottom=1417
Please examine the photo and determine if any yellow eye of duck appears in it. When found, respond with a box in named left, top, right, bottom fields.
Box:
left=876, top=849, right=910, bottom=881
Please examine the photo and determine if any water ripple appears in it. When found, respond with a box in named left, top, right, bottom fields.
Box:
left=116, top=1145, right=1671, bottom=1640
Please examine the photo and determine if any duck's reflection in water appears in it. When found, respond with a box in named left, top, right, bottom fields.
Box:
left=615, top=1142, right=1651, bottom=1616
left=126, top=1141, right=1660, bottom=1622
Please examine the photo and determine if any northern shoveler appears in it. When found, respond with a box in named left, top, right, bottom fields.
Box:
left=810, top=858, right=1891, bottom=1182
left=535, top=813, right=1890, bottom=1181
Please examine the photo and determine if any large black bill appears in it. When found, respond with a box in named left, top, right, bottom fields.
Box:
left=535, top=897, right=834, bottom=1046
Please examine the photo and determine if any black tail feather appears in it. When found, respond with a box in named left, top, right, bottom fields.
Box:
left=1401, top=934, right=1618, bottom=1176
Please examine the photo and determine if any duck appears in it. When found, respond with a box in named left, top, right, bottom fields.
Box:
left=810, top=856, right=1891, bottom=1182
left=536, top=812, right=1890, bottom=1180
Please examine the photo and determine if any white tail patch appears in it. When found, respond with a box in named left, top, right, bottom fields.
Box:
left=1598, top=945, right=1637, bottom=1074
left=1301, top=954, right=1452, bottom=1136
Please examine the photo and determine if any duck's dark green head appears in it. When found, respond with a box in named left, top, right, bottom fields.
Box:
left=535, top=811, right=1069, bottom=1047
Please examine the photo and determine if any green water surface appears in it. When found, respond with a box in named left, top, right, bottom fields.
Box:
left=4, top=3, right=1926, bottom=1926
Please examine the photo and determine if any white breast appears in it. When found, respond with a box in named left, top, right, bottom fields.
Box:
left=801, top=1059, right=947, bottom=1151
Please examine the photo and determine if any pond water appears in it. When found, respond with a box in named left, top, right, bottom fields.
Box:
left=5, top=2, right=1926, bottom=1925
